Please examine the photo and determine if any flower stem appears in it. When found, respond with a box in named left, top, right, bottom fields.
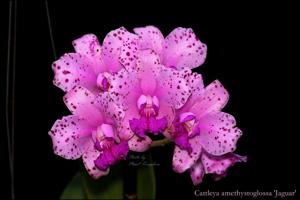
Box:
left=150, top=138, right=172, bottom=148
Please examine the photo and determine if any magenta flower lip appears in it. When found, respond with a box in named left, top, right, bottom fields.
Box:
left=49, top=26, right=245, bottom=185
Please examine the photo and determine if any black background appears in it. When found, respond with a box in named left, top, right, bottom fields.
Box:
left=1, top=1, right=298, bottom=199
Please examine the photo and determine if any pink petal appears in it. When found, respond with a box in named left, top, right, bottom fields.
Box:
left=108, top=67, right=141, bottom=110
left=82, top=142, right=110, bottom=179
left=52, top=53, right=97, bottom=92
left=129, top=117, right=148, bottom=138
left=201, top=153, right=247, bottom=175
left=198, top=112, right=242, bottom=155
left=94, top=149, right=116, bottom=171
left=119, top=35, right=139, bottom=70
left=63, top=86, right=103, bottom=126
left=105, top=68, right=140, bottom=140
left=72, top=34, right=101, bottom=58
left=172, top=135, right=202, bottom=173
left=180, top=72, right=205, bottom=113
left=111, top=141, right=129, bottom=161
left=174, top=133, right=192, bottom=153
left=162, top=27, right=207, bottom=70
left=48, top=115, right=92, bottom=160
left=72, top=34, right=107, bottom=74
left=189, top=161, right=204, bottom=185
left=99, top=124, right=115, bottom=139
left=134, top=26, right=164, bottom=56
left=95, top=92, right=125, bottom=127
left=119, top=107, right=140, bottom=140
left=128, top=135, right=152, bottom=152
left=148, top=116, right=168, bottom=134
left=101, top=27, right=138, bottom=73
left=187, top=73, right=204, bottom=97
left=190, top=80, right=229, bottom=119
left=179, top=112, right=195, bottom=123
left=137, top=50, right=163, bottom=75
left=137, top=50, right=161, bottom=95
left=155, top=67, right=192, bottom=109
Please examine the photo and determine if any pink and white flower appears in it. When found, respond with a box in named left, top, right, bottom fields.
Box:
left=51, top=26, right=207, bottom=94
left=49, top=86, right=128, bottom=179
left=133, top=26, right=207, bottom=70
left=52, top=27, right=138, bottom=93
left=49, top=26, right=245, bottom=184
left=171, top=72, right=246, bottom=185
left=52, top=26, right=207, bottom=93
left=102, top=50, right=192, bottom=152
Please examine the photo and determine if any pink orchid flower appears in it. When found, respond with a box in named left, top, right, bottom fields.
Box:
left=170, top=71, right=246, bottom=185
left=51, top=26, right=206, bottom=94
left=49, top=26, right=246, bottom=184
left=133, top=26, right=207, bottom=70
left=52, top=27, right=138, bottom=93
left=49, top=85, right=128, bottom=179
left=101, top=50, right=192, bottom=152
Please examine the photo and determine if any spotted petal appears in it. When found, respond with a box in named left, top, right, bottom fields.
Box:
left=189, top=160, right=205, bottom=185
left=72, top=34, right=106, bottom=74
left=201, top=153, right=247, bottom=175
left=198, top=112, right=242, bottom=155
left=119, top=35, right=139, bottom=70
left=106, top=68, right=141, bottom=140
left=52, top=53, right=97, bottom=92
left=48, top=115, right=92, bottom=160
left=95, top=92, right=125, bottom=127
left=128, top=135, right=152, bottom=152
left=64, top=86, right=104, bottom=126
left=119, top=107, right=140, bottom=140
left=162, top=27, right=207, bottom=70
left=172, top=135, right=202, bottom=173
left=72, top=34, right=101, bottom=58
left=180, top=72, right=205, bottom=113
left=190, top=80, right=229, bottom=119
left=155, top=67, right=192, bottom=109
left=136, top=50, right=161, bottom=95
left=134, top=26, right=164, bottom=56
left=107, top=67, right=141, bottom=139
left=82, top=142, right=110, bottom=179
left=108, top=67, right=141, bottom=110
left=101, top=27, right=138, bottom=73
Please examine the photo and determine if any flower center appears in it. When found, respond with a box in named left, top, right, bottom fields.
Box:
left=173, top=112, right=200, bottom=153
left=97, top=72, right=110, bottom=92
left=179, top=112, right=198, bottom=136
left=129, top=95, right=167, bottom=138
left=92, top=124, right=129, bottom=171
left=137, top=95, right=159, bottom=117
left=93, top=123, right=115, bottom=151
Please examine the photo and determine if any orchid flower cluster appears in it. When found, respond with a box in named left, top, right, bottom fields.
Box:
left=49, top=26, right=246, bottom=185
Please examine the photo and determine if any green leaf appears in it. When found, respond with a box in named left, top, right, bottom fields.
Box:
left=81, top=163, right=124, bottom=199
left=61, top=163, right=124, bottom=199
left=136, top=154, right=156, bottom=199
left=60, top=173, right=85, bottom=199
left=61, top=153, right=157, bottom=199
